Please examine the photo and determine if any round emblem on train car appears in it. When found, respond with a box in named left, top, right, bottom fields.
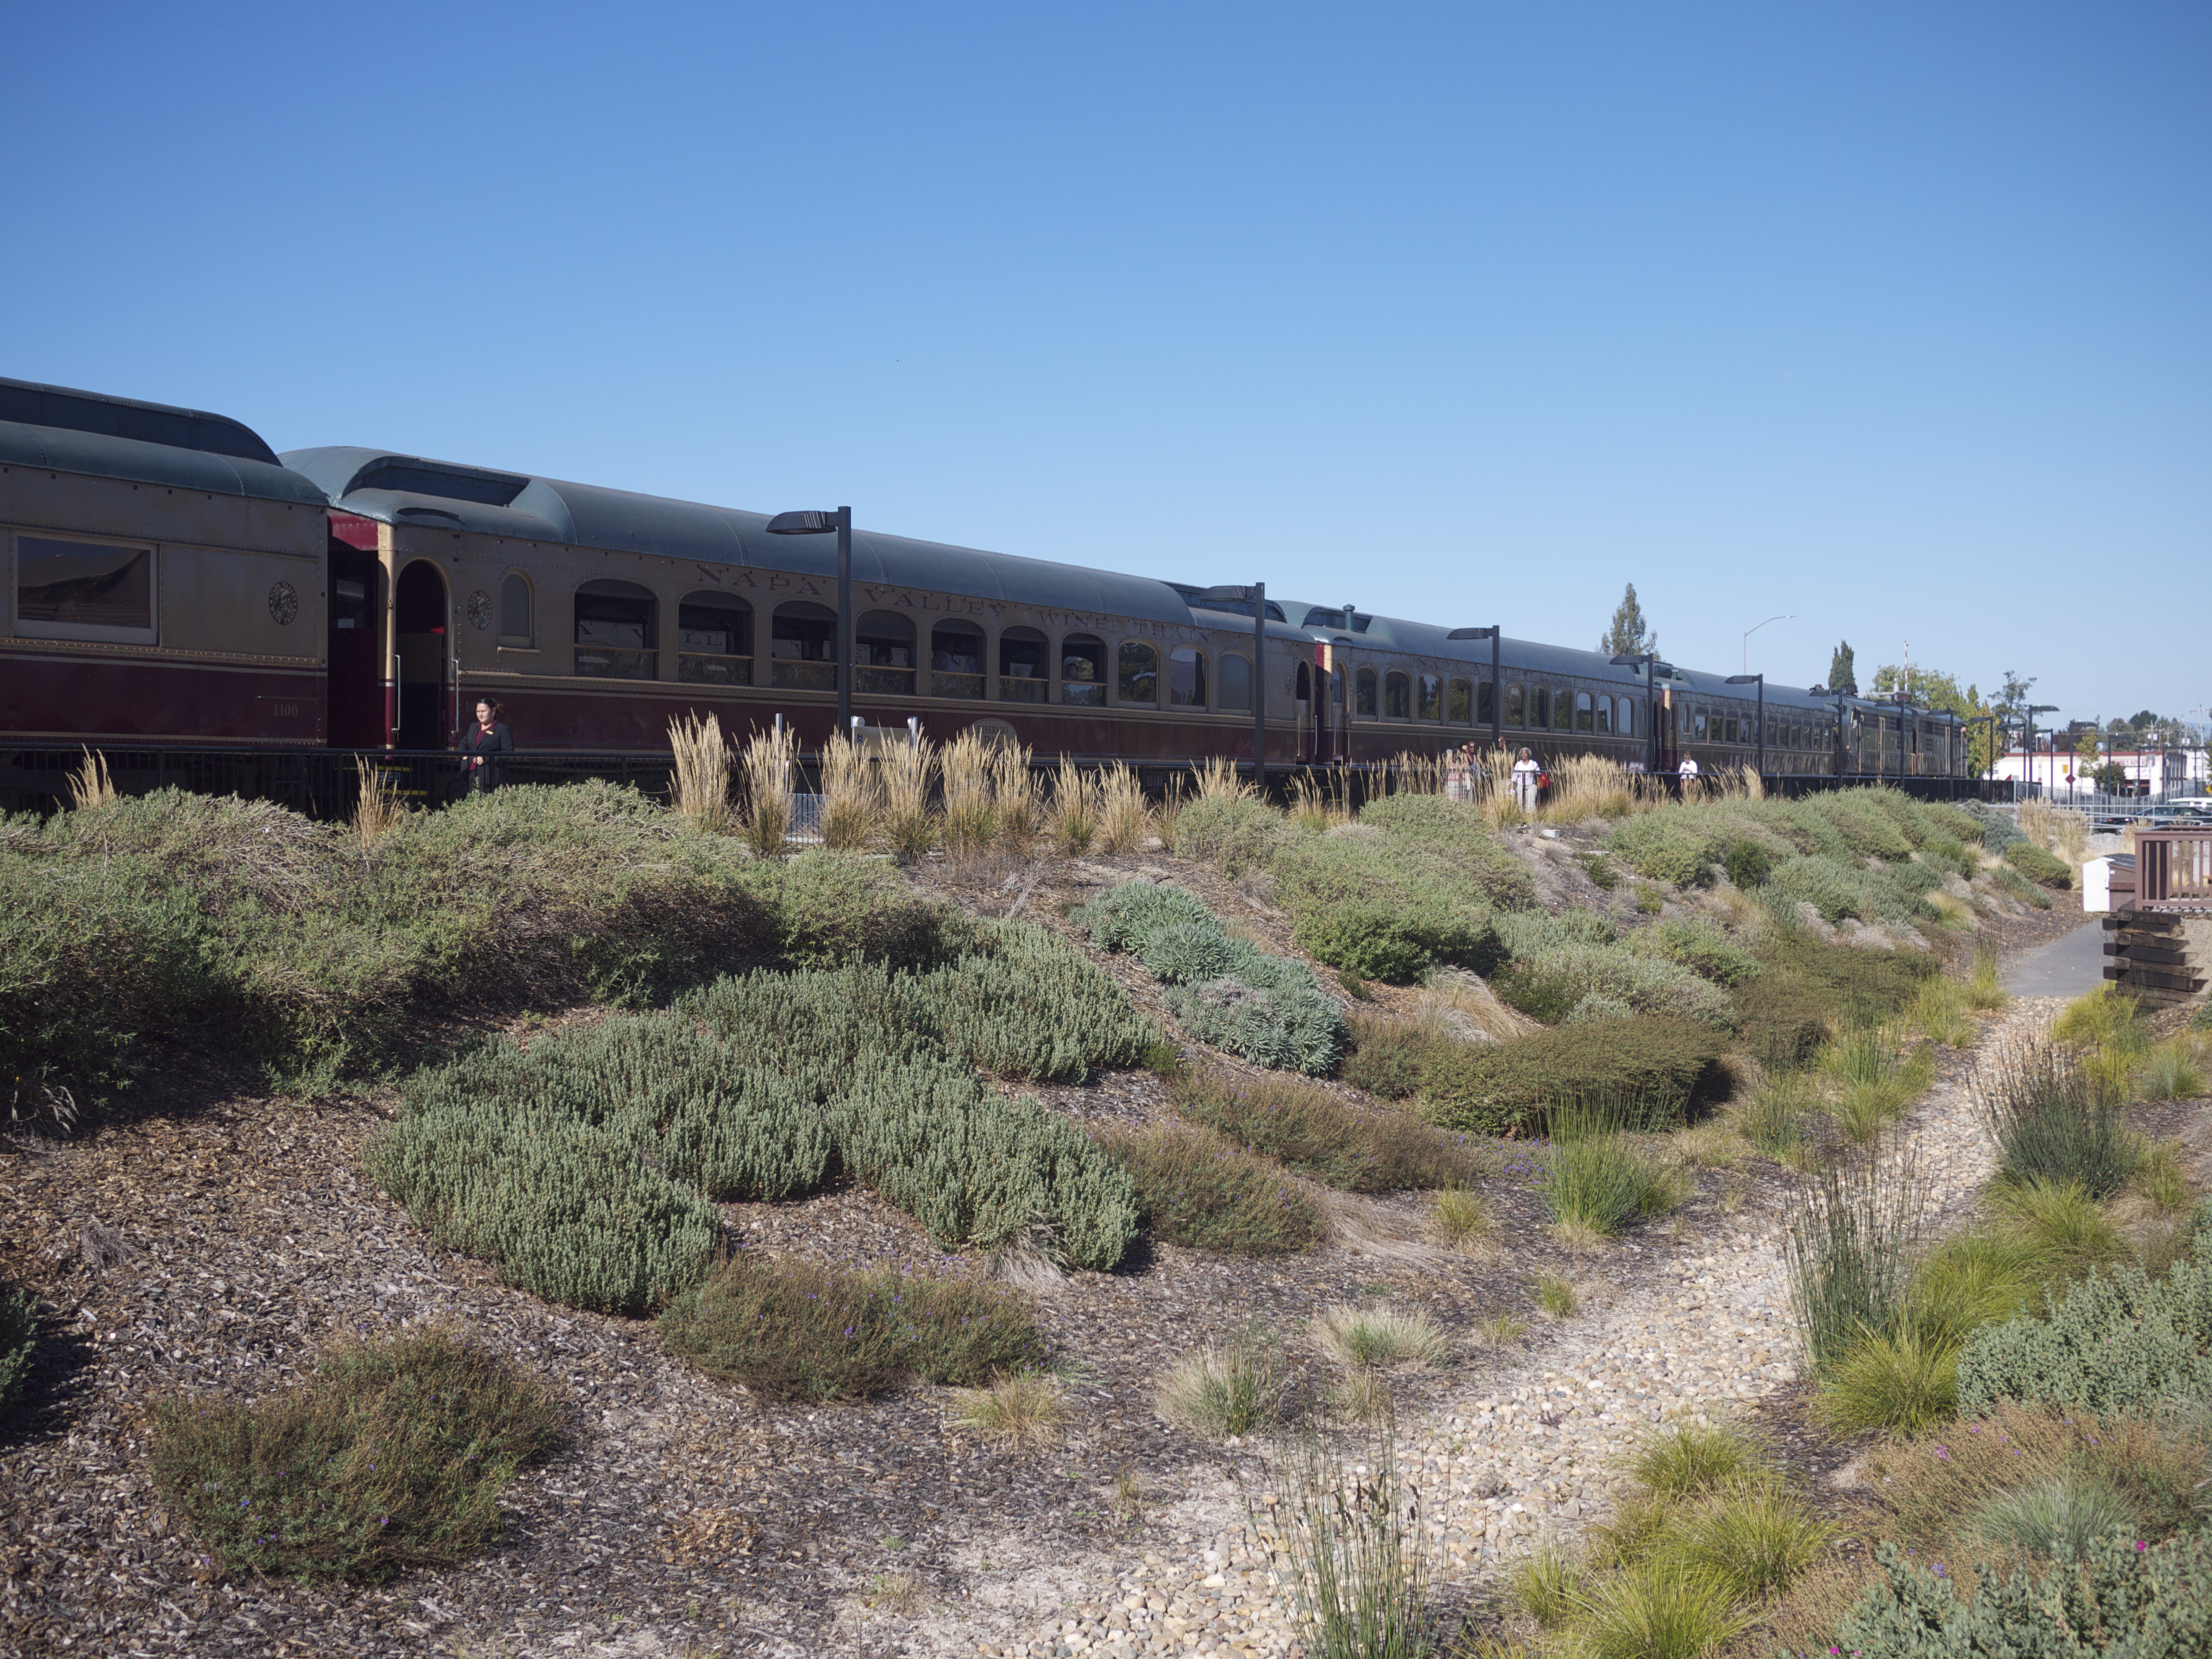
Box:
left=467, top=589, right=492, bottom=630
left=267, top=581, right=299, bottom=625
left=967, top=717, right=1020, bottom=749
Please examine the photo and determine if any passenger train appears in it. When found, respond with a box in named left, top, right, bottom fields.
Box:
left=0, top=375, right=1972, bottom=780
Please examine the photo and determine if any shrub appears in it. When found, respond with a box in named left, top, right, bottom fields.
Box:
left=918, top=922, right=1160, bottom=1081
left=1759, top=927, right=1937, bottom=1027
left=0, top=1285, right=35, bottom=1416
left=1988, top=1180, right=2132, bottom=1277
left=1962, top=800, right=2024, bottom=851
left=1340, top=1015, right=1432, bottom=1101
left=1168, top=979, right=1347, bottom=1076
left=1488, top=928, right=1737, bottom=1029
left=1732, top=974, right=1833, bottom=1070
left=826, top=1056, right=1138, bottom=1269
left=1412, top=1017, right=1729, bottom=1138
left=2136, top=1038, right=2209, bottom=1103
left=1762, top=854, right=1929, bottom=927
left=1674, top=1481, right=1832, bottom=1601
left=1291, top=904, right=1451, bottom=984
left=1627, top=917, right=1761, bottom=987
left=1989, top=862, right=2054, bottom=909
left=1955, top=1251, right=2212, bottom=1417
left=1170, top=794, right=1297, bottom=874
left=368, top=1046, right=726, bottom=1315
left=947, top=1370, right=1067, bottom=1445
left=1141, top=920, right=1241, bottom=984
left=150, top=1329, right=559, bottom=1580
left=1974, top=1034, right=2135, bottom=1198
left=1804, top=792, right=1915, bottom=860
left=2003, top=840, right=2073, bottom=889
left=1627, top=1420, right=1767, bottom=1499
left=1097, top=1125, right=1324, bottom=1255
left=1174, top=1071, right=1483, bottom=1191
left=656, top=1257, right=1042, bottom=1401
left=1072, top=881, right=1220, bottom=953
left=1156, top=1323, right=1282, bottom=1438
left=1572, top=1563, right=1751, bottom=1659
left=1352, top=794, right=1540, bottom=907
left=1835, top=1533, right=2211, bottom=1658
left=1814, top=1331, right=1959, bottom=1435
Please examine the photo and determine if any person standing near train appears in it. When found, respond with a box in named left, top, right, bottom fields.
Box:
left=1677, top=751, right=1700, bottom=800
left=460, top=697, right=513, bottom=794
left=1510, top=747, right=1541, bottom=815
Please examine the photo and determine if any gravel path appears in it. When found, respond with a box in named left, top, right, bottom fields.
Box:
left=924, top=997, right=2058, bottom=1659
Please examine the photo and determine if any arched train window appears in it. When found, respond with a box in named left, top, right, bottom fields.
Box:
left=999, top=625, right=1048, bottom=702
left=1219, top=652, right=1253, bottom=712
left=575, top=580, right=656, bottom=680
left=1505, top=683, right=1525, bottom=726
left=854, top=609, right=917, bottom=695
left=931, top=619, right=986, bottom=698
left=771, top=600, right=838, bottom=691
left=1061, top=632, right=1107, bottom=706
left=1355, top=666, right=1379, bottom=719
left=677, top=591, right=752, bottom=685
left=1418, top=673, right=1443, bottom=721
left=498, top=572, right=534, bottom=647
left=1170, top=647, right=1207, bottom=707
left=1118, top=639, right=1160, bottom=705
left=1447, top=679, right=1472, bottom=724
left=1384, top=671, right=1412, bottom=719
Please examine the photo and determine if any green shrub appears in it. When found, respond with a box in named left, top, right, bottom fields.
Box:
left=918, top=922, right=1160, bottom=1081
left=1411, top=1017, right=1727, bottom=1137
left=1352, top=794, right=1540, bottom=908
left=1836, top=1533, right=2211, bottom=1658
left=1628, top=1420, right=1767, bottom=1499
left=151, top=1329, right=559, bottom=1580
left=1990, top=863, right=2054, bottom=909
left=2004, top=841, right=2074, bottom=889
left=1962, top=801, right=2024, bottom=851
left=1604, top=812, right=1734, bottom=886
left=1956, top=1250, right=2212, bottom=1417
left=1803, top=792, right=1915, bottom=860
left=1341, top=1015, right=1433, bottom=1100
left=0, top=1285, right=35, bottom=1416
left=1141, top=920, right=1242, bottom=984
left=1168, top=979, right=1348, bottom=1076
left=1291, top=903, right=1459, bottom=984
left=1967, top=1473, right=2145, bottom=1560
left=1921, top=801, right=1987, bottom=846
left=1731, top=973, right=1833, bottom=1070
left=1813, top=1331, right=1959, bottom=1434
left=1723, top=839, right=1774, bottom=889
left=1627, top=918, right=1762, bottom=987
left=1099, top=1126, right=1324, bottom=1254
left=825, top=1055, right=1138, bottom=1269
left=368, top=1068, right=723, bottom=1316
left=1762, top=854, right=1931, bottom=927
left=1916, top=836, right=1979, bottom=881
left=1072, top=881, right=1217, bottom=953
left=1491, top=910, right=1738, bottom=1027
left=1170, top=794, right=1298, bottom=874
left=1757, top=928, right=1937, bottom=1027
left=1172, top=1070, right=1483, bottom=1191
left=656, top=1257, right=1042, bottom=1400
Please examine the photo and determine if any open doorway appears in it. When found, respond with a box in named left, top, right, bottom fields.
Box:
left=326, top=541, right=385, bottom=747
left=394, top=560, right=451, bottom=749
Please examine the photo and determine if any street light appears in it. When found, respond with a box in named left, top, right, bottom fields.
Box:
left=1611, top=651, right=1671, bottom=775
left=765, top=506, right=853, bottom=734
left=1742, top=614, right=1794, bottom=676
left=2025, top=704, right=2059, bottom=801
left=1448, top=626, right=1501, bottom=752
left=1726, top=673, right=1766, bottom=777
left=1199, top=583, right=1269, bottom=785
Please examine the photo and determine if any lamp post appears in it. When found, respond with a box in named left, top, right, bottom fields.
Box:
left=1448, top=626, right=1501, bottom=752
left=1741, top=614, right=1794, bottom=676
left=1199, top=583, right=1268, bottom=786
left=1610, top=651, right=1670, bottom=775
left=765, top=506, right=853, bottom=734
left=1726, top=672, right=1765, bottom=776
left=2025, top=704, right=2059, bottom=801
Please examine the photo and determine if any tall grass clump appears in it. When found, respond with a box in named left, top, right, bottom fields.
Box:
left=1097, top=1125, right=1325, bottom=1255
left=879, top=730, right=939, bottom=860
left=1047, top=755, right=1099, bottom=854
left=349, top=754, right=406, bottom=847
left=151, top=1329, right=560, bottom=1580
left=657, top=1256, right=1043, bottom=1401
left=1538, top=1102, right=1686, bottom=1241
left=738, top=721, right=796, bottom=857
left=990, top=740, right=1043, bottom=850
left=1313, top=1305, right=1452, bottom=1369
left=939, top=728, right=999, bottom=858
left=1968, top=941, right=2005, bottom=1010
left=1157, top=1322, right=1284, bottom=1438
left=1256, top=1427, right=1431, bottom=1659
left=1782, top=1154, right=1927, bottom=1376
left=816, top=729, right=878, bottom=850
left=1819, top=1025, right=1937, bottom=1144
left=1973, top=1032, right=2135, bottom=1198
left=1097, top=763, right=1152, bottom=853
left=669, top=711, right=734, bottom=831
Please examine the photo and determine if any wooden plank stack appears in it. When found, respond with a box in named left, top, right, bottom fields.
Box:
left=2101, top=910, right=2204, bottom=1006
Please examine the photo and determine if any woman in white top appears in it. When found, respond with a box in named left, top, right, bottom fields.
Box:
left=1511, top=747, right=1542, bottom=813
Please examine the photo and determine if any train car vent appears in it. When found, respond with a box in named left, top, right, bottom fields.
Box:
left=353, top=459, right=530, bottom=507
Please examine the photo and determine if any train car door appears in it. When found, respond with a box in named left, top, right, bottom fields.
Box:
left=1657, top=686, right=1678, bottom=773
left=1296, top=659, right=1313, bottom=760
left=393, top=560, right=451, bottom=749
left=326, top=541, right=385, bottom=748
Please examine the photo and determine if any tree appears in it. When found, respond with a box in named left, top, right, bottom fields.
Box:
left=1995, top=670, right=2036, bottom=716
left=2128, top=708, right=2158, bottom=732
left=1597, top=585, right=1656, bottom=657
left=1872, top=664, right=1995, bottom=774
left=2077, top=727, right=2103, bottom=771
left=1827, top=641, right=1856, bottom=694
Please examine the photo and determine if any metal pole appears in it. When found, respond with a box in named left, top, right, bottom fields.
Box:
left=1253, top=581, right=1267, bottom=789
left=1491, top=628, right=1501, bottom=753
left=836, top=506, right=853, bottom=736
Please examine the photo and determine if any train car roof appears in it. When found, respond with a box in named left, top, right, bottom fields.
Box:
left=0, top=377, right=328, bottom=507
left=281, top=446, right=1199, bottom=626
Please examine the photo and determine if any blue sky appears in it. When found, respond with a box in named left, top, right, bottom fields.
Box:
left=6, top=2, right=2206, bottom=723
